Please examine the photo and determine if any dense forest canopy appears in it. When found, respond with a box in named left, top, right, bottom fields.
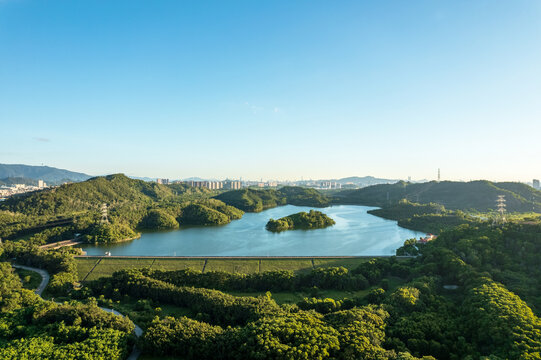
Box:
left=61, top=221, right=541, bottom=359
left=0, top=174, right=210, bottom=217
left=334, top=180, right=541, bottom=212
left=0, top=262, right=135, bottom=359
left=214, top=186, right=330, bottom=212
left=367, top=200, right=482, bottom=234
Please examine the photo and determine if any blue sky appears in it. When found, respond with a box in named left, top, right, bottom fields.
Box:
left=1, top=0, right=540, bottom=181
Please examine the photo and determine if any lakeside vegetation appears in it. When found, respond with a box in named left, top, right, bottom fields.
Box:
left=214, top=186, right=330, bottom=212
left=367, top=200, right=482, bottom=233
left=266, top=210, right=336, bottom=232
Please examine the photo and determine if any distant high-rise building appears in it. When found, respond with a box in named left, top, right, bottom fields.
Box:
left=184, top=180, right=229, bottom=190
left=224, top=180, right=242, bottom=190
left=208, top=181, right=223, bottom=190
left=534, top=179, right=540, bottom=190
left=38, top=179, right=46, bottom=188
left=157, top=179, right=169, bottom=185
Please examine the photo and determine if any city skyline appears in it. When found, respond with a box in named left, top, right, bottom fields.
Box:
left=1, top=1, right=540, bottom=182
left=1, top=161, right=539, bottom=185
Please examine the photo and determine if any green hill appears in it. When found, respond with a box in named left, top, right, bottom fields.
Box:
left=0, top=174, right=239, bottom=242
left=1, top=174, right=207, bottom=217
left=334, top=180, right=541, bottom=212
left=214, top=186, right=330, bottom=212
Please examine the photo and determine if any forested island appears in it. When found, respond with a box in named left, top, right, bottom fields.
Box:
left=266, top=210, right=336, bottom=232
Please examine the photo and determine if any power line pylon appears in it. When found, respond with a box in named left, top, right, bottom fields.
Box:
left=100, top=203, right=109, bottom=224
left=494, top=195, right=506, bottom=225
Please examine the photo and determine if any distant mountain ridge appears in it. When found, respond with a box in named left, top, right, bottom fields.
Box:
left=333, top=176, right=400, bottom=186
left=0, top=164, right=91, bottom=185
left=0, top=177, right=38, bottom=186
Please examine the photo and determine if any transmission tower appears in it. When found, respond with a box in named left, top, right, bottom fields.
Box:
left=495, top=195, right=506, bottom=225
left=100, top=203, right=109, bottom=224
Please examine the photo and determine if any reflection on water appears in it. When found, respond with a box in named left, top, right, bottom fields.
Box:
left=81, top=205, right=424, bottom=256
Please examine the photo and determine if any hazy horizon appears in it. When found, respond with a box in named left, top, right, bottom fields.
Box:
left=2, top=162, right=538, bottom=184
left=1, top=1, right=540, bottom=182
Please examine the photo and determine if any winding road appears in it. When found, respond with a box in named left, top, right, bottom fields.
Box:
left=12, top=264, right=50, bottom=296
left=11, top=264, right=143, bottom=360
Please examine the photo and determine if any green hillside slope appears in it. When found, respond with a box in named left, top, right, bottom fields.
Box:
left=214, top=186, right=329, bottom=212
left=334, top=180, right=541, bottom=212
left=0, top=174, right=239, bottom=242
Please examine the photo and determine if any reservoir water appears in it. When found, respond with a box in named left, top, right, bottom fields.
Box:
left=81, top=205, right=425, bottom=256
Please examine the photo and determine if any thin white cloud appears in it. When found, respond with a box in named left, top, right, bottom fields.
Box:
left=33, top=137, right=51, bottom=142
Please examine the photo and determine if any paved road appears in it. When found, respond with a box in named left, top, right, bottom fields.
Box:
left=39, top=239, right=83, bottom=250
left=11, top=264, right=143, bottom=359
left=99, top=306, right=143, bottom=337
left=12, top=264, right=50, bottom=296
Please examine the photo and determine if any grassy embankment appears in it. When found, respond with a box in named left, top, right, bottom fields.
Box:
left=72, top=256, right=407, bottom=334
left=76, top=257, right=372, bottom=282
left=75, top=257, right=396, bottom=306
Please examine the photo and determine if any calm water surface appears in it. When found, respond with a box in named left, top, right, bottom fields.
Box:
left=81, top=205, right=425, bottom=256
